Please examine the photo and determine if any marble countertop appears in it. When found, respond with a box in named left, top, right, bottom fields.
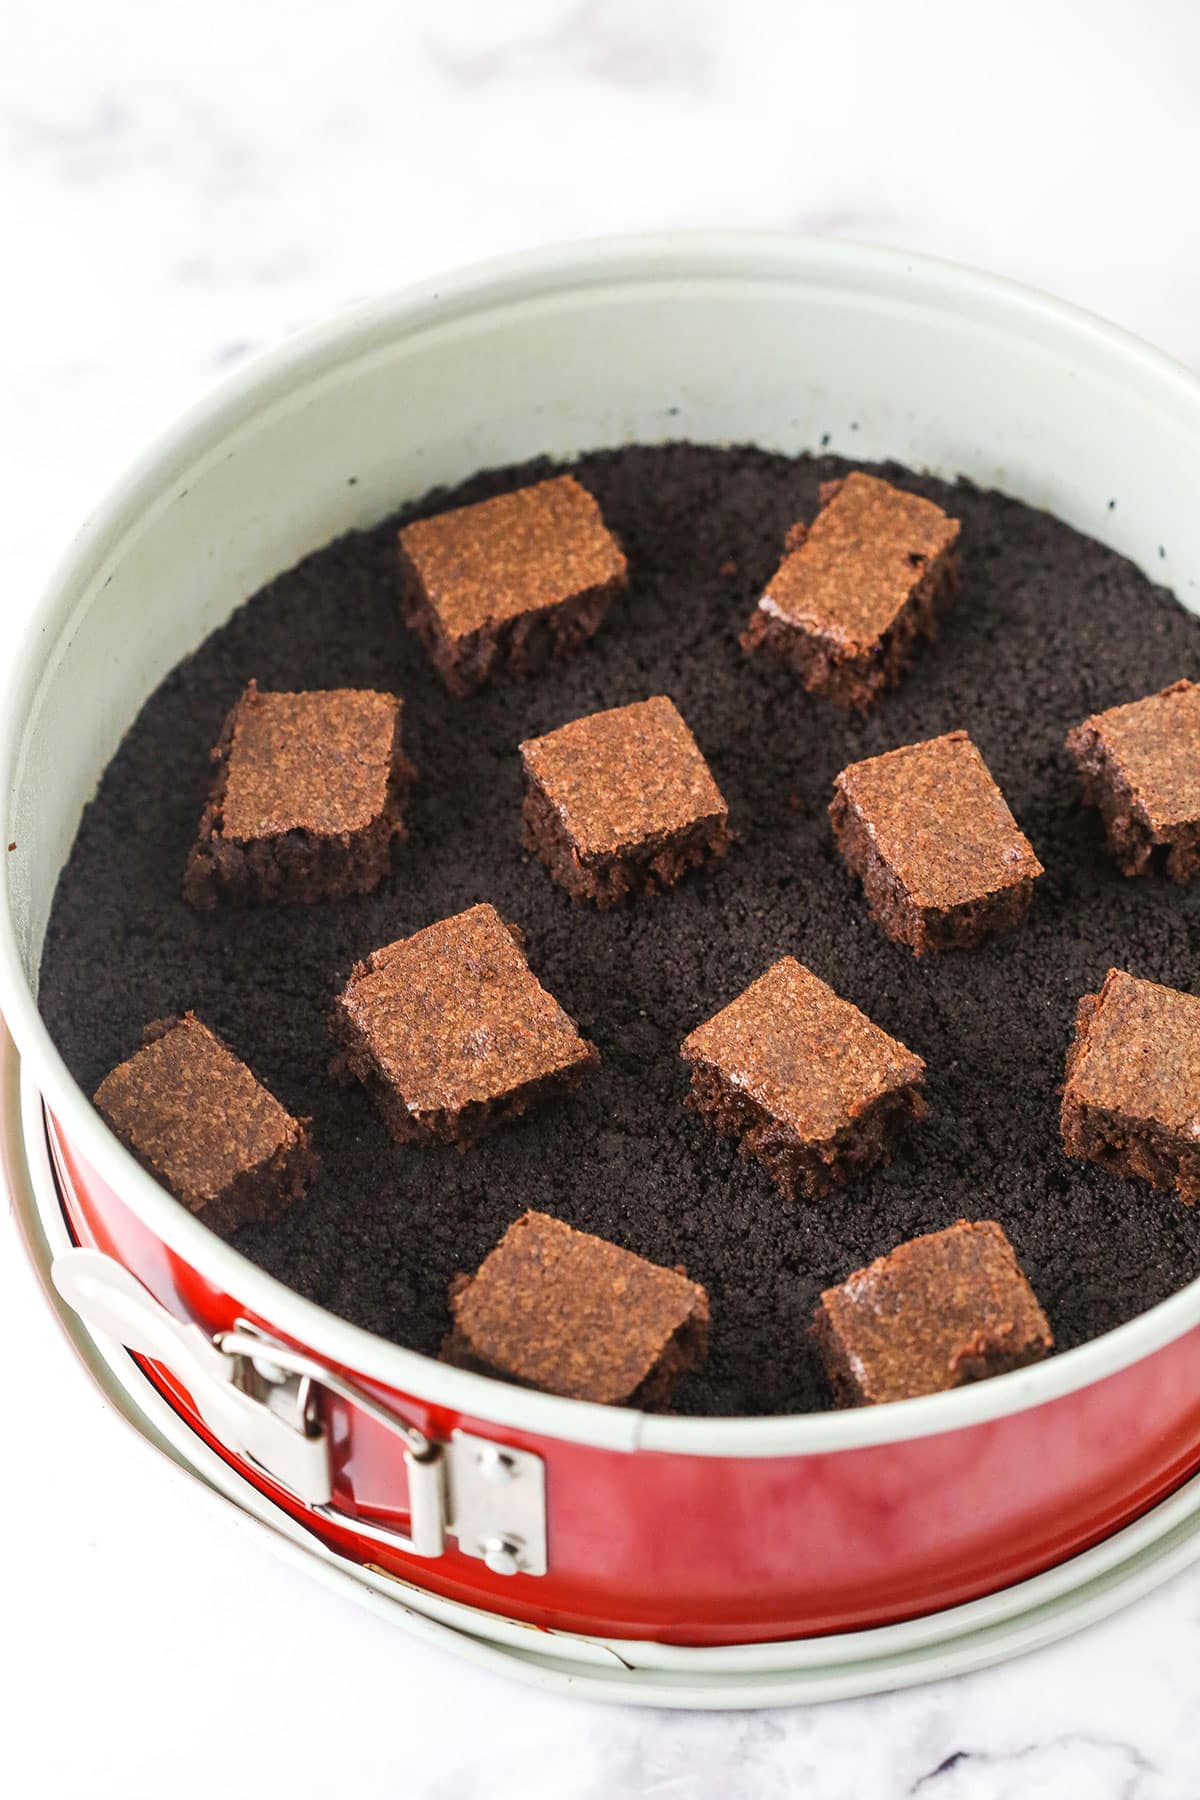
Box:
left=5, top=3, right=1200, bottom=1795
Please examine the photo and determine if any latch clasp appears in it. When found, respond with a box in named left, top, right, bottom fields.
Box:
left=52, top=1249, right=546, bottom=1576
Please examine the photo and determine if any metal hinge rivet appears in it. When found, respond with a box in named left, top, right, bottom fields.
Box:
left=476, top=1447, right=517, bottom=1485
left=482, top=1535, right=522, bottom=1576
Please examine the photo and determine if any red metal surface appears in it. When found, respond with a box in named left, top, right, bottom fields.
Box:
left=48, top=1108, right=1200, bottom=1647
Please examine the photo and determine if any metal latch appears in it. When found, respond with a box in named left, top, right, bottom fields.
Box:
left=52, top=1248, right=546, bottom=1577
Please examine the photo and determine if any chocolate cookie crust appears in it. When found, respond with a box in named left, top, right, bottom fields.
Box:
left=741, top=472, right=961, bottom=712
left=184, top=683, right=415, bottom=908
left=40, top=443, right=1200, bottom=1416
left=1066, top=679, right=1200, bottom=882
left=813, top=1220, right=1052, bottom=1407
left=94, top=1013, right=317, bottom=1234
left=520, top=696, right=730, bottom=907
left=443, top=1210, right=710, bottom=1406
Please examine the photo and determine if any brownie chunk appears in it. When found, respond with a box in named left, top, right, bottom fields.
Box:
left=330, top=903, right=598, bottom=1146
left=397, top=475, right=627, bottom=696
left=740, top=472, right=961, bottom=712
left=830, top=730, right=1043, bottom=955
left=1065, top=679, right=1200, bottom=882
left=520, top=696, right=730, bottom=908
left=93, top=1013, right=317, bottom=1234
left=1061, top=968, right=1200, bottom=1203
left=184, top=682, right=415, bottom=909
left=813, top=1220, right=1053, bottom=1407
left=681, top=957, right=926, bottom=1200
left=442, top=1210, right=710, bottom=1405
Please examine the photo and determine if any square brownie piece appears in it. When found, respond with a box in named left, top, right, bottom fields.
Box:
left=1061, top=968, right=1200, bottom=1203
left=813, top=1220, right=1053, bottom=1407
left=830, top=730, right=1043, bottom=955
left=442, top=1210, right=710, bottom=1406
left=680, top=957, right=926, bottom=1200
left=184, top=682, right=415, bottom=910
left=520, top=696, right=730, bottom=908
left=740, top=472, right=961, bottom=712
left=94, top=1013, right=318, bottom=1234
left=1065, top=679, right=1200, bottom=881
left=397, top=475, right=628, bottom=696
left=330, top=903, right=598, bottom=1146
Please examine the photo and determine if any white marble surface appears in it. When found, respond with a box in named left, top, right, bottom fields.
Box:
left=5, top=3, right=1200, bottom=1794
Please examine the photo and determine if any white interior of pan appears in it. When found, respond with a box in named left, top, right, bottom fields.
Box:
left=5, top=233, right=1200, bottom=1454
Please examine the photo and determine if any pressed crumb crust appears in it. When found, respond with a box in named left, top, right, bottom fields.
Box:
left=40, top=443, right=1200, bottom=1416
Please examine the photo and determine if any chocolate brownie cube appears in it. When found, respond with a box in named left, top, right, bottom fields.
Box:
left=681, top=957, right=926, bottom=1200
left=398, top=475, right=627, bottom=696
left=1065, top=679, right=1200, bottom=881
left=330, top=903, right=598, bottom=1146
left=813, top=1220, right=1053, bottom=1407
left=830, top=730, right=1043, bottom=955
left=442, top=1210, right=710, bottom=1406
left=1061, top=968, right=1200, bottom=1202
left=740, top=472, right=961, bottom=712
left=184, top=682, right=415, bottom=909
left=520, top=696, right=730, bottom=908
left=94, top=1013, right=318, bottom=1234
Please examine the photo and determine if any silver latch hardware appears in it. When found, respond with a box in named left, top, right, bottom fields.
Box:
left=52, top=1248, right=547, bottom=1576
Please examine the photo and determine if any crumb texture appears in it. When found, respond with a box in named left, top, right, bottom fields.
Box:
left=520, top=695, right=729, bottom=905
left=1066, top=680, right=1200, bottom=881
left=331, top=903, right=597, bottom=1143
left=93, top=1012, right=315, bottom=1230
left=756, top=470, right=959, bottom=647
left=398, top=474, right=626, bottom=640
left=521, top=696, right=726, bottom=859
left=40, top=443, right=1200, bottom=1416
left=184, top=683, right=414, bottom=908
left=834, top=732, right=1043, bottom=911
left=814, top=1219, right=1052, bottom=1406
left=742, top=471, right=961, bottom=710
left=445, top=1209, right=709, bottom=1406
left=397, top=473, right=627, bottom=693
left=682, top=958, right=924, bottom=1137
left=1062, top=968, right=1200, bottom=1202
left=220, top=686, right=401, bottom=840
